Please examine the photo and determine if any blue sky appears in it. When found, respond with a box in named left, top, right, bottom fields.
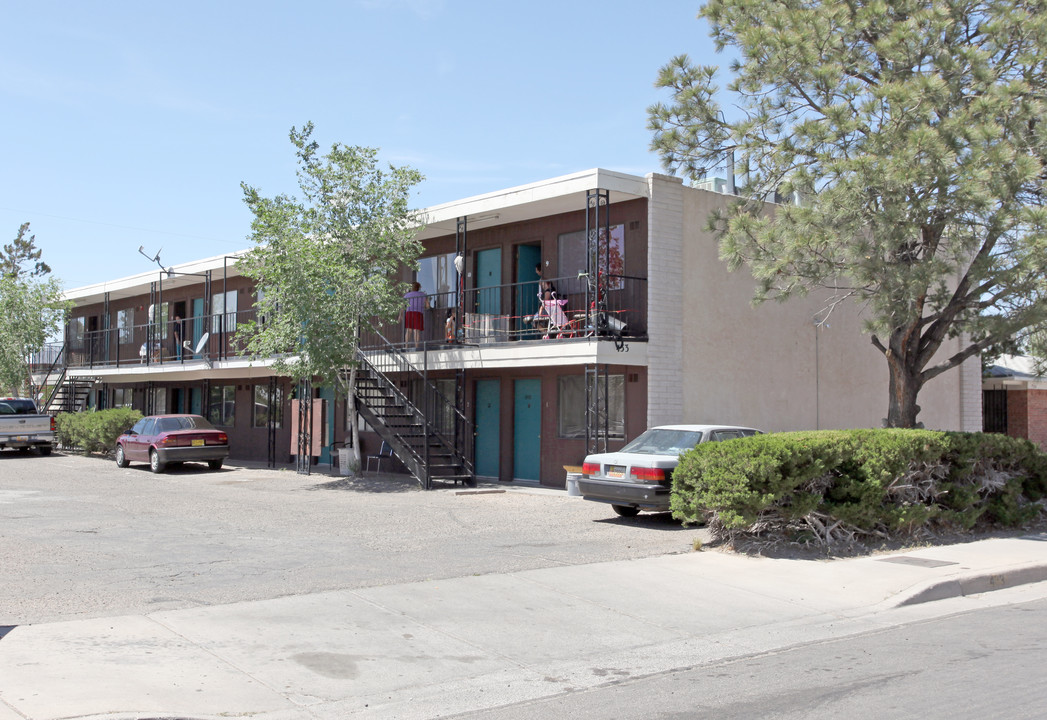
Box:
left=1, top=1, right=716, bottom=290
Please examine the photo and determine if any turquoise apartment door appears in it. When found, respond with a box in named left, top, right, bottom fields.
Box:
left=191, top=298, right=204, bottom=356
left=515, top=245, right=541, bottom=336
left=474, top=379, right=500, bottom=478
left=318, top=386, right=335, bottom=465
left=475, top=248, right=501, bottom=316
left=513, top=378, right=541, bottom=482
left=190, top=387, right=202, bottom=415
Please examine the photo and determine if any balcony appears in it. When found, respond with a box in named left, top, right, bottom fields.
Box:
left=363, top=273, right=647, bottom=350
left=58, top=274, right=647, bottom=371
left=62, top=308, right=257, bottom=370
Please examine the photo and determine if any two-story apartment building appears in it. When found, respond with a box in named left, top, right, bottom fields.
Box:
left=51, top=169, right=983, bottom=487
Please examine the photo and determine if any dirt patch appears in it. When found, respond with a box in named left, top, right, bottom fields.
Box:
left=709, top=518, right=1047, bottom=560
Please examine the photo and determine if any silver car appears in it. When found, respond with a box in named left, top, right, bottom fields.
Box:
left=579, top=424, right=761, bottom=517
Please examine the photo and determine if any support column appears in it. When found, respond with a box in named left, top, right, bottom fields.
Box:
left=585, top=189, right=611, bottom=454
left=646, top=173, right=685, bottom=427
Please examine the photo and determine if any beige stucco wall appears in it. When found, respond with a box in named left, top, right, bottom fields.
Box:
left=648, top=177, right=972, bottom=433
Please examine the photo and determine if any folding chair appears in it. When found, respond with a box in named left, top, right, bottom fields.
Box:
left=366, top=441, right=395, bottom=473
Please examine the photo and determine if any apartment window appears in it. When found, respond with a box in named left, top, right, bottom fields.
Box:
left=208, top=384, right=236, bottom=427
left=150, top=387, right=167, bottom=415
left=409, top=378, right=456, bottom=436
left=253, top=384, right=283, bottom=428
left=112, top=387, right=133, bottom=408
left=418, top=253, right=457, bottom=308
left=149, top=302, right=169, bottom=332
left=117, top=308, right=134, bottom=344
left=68, top=316, right=85, bottom=345
left=212, top=290, right=237, bottom=333
left=557, top=224, right=626, bottom=290
left=558, top=374, right=624, bottom=438
left=256, top=287, right=271, bottom=326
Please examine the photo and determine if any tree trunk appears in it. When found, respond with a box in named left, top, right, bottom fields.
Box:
left=885, top=352, right=924, bottom=428
left=347, top=366, right=361, bottom=474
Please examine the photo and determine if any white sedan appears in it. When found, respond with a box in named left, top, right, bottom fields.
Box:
left=578, top=424, right=761, bottom=517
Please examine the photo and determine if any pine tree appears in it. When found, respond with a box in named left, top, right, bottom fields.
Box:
left=649, top=0, right=1047, bottom=427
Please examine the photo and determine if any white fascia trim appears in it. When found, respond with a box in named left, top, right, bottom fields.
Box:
left=67, top=355, right=284, bottom=383
left=416, top=169, right=651, bottom=240
left=381, top=339, right=648, bottom=372
left=65, top=250, right=250, bottom=304
left=66, top=168, right=655, bottom=302
left=980, top=378, right=1047, bottom=391
left=424, top=169, right=650, bottom=222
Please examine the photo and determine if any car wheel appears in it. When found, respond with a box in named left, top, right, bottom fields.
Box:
left=612, top=505, right=640, bottom=517
left=38, top=445, right=52, bottom=456
left=207, top=459, right=223, bottom=471
left=149, top=449, right=165, bottom=474
left=115, top=444, right=129, bottom=468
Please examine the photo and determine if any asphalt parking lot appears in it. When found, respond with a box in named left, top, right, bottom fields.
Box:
left=0, top=450, right=707, bottom=626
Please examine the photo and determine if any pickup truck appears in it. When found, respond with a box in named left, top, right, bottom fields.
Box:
left=0, top=398, right=55, bottom=455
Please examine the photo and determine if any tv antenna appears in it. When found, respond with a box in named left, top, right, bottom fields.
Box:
left=138, top=245, right=166, bottom=271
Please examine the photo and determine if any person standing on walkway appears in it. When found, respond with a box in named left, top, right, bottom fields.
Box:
left=172, top=315, right=183, bottom=361
left=403, top=282, right=429, bottom=348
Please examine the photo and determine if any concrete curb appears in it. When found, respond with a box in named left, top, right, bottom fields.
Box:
left=895, top=562, right=1047, bottom=606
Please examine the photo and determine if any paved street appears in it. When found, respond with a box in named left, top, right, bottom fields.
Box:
left=2, top=451, right=1047, bottom=720
left=474, top=596, right=1047, bottom=719
left=0, top=451, right=706, bottom=625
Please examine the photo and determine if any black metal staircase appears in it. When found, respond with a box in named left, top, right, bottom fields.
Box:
left=44, top=373, right=94, bottom=413
left=354, top=336, right=474, bottom=490
left=33, top=344, right=93, bottom=414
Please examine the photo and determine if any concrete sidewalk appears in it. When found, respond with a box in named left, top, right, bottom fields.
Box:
left=1, top=534, right=1045, bottom=720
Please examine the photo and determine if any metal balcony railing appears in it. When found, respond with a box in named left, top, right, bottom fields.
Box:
left=62, top=307, right=258, bottom=369
left=60, top=273, right=648, bottom=370
left=363, top=274, right=647, bottom=349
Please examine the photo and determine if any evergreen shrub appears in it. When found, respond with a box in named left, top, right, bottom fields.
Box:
left=671, top=429, right=1047, bottom=547
left=55, top=408, right=142, bottom=454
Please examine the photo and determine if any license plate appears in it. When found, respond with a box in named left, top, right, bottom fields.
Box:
left=192, top=439, right=204, bottom=447
left=13, top=436, right=28, bottom=442
left=607, top=465, right=626, bottom=479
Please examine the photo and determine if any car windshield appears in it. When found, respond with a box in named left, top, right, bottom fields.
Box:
left=155, top=415, right=216, bottom=432
left=0, top=399, right=37, bottom=415
left=618, top=429, right=704, bottom=455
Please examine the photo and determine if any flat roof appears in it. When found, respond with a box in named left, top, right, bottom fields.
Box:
left=65, top=168, right=655, bottom=306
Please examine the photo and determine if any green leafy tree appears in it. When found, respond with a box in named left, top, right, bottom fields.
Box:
left=649, top=0, right=1047, bottom=427
left=237, top=123, right=424, bottom=471
left=0, top=223, right=67, bottom=396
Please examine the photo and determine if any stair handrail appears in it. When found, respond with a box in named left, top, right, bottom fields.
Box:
left=360, top=324, right=474, bottom=438
left=356, top=325, right=474, bottom=479
left=38, top=343, right=67, bottom=411
left=354, top=347, right=467, bottom=471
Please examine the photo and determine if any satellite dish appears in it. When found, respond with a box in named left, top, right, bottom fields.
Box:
left=182, top=332, right=210, bottom=356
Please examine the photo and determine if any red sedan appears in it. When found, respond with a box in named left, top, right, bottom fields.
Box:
left=115, top=414, right=229, bottom=473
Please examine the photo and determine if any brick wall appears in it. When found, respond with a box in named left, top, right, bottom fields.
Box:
left=645, top=173, right=684, bottom=427
left=958, top=350, right=983, bottom=432
left=1007, top=388, right=1047, bottom=451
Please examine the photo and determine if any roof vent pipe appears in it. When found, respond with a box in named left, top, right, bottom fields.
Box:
left=726, top=149, right=736, bottom=195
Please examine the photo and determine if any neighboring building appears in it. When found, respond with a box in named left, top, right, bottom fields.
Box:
left=983, top=354, right=1047, bottom=450
left=50, top=169, right=982, bottom=487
